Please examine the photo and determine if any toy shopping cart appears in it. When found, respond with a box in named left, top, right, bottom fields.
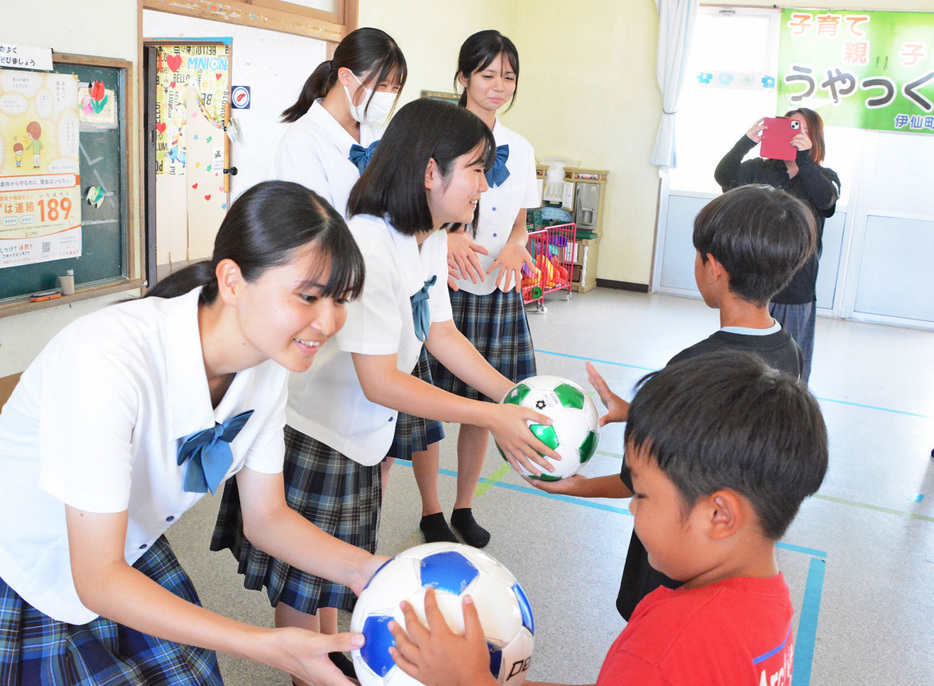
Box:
left=521, top=223, right=576, bottom=313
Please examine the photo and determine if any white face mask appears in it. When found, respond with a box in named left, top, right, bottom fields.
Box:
left=344, top=72, right=396, bottom=124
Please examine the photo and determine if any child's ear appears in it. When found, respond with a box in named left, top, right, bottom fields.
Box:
left=216, top=258, right=244, bottom=304
left=706, top=490, right=744, bottom=540
left=704, top=253, right=728, bottom=283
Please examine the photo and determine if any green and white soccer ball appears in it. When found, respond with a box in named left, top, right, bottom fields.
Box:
left=497, top=374, right=600, bottom=481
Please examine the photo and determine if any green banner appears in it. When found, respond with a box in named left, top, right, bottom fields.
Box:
left=778, top=9, right=934, bottom=134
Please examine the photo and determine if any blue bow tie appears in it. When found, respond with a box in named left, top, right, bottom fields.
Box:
left=349, top=140, right=380, bottom=174
left=410, top=275, right=437, bottom=342
left=485, top=144, right=510, bottom=187
left=176, top=409, right=254, bottom=494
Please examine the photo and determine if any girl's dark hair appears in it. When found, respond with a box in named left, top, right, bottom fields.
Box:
left=280, top=27, right=407, bottom=123
left=347, top=98, right=495, bottom=235
left=693, top=185, right=815, bottom=306
left=784, top=107, right=826, bottom=165
left=455, top=30, right=520, bottom=111
left=146, top=181, right=365, bottom=304
left=625, top=351, right=828, bottom=540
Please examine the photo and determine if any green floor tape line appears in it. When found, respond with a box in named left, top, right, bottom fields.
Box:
left=475, top=463, right=514, bottom=498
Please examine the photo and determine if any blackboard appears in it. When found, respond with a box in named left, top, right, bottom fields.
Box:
left=0, top=55, right=135, bottom=306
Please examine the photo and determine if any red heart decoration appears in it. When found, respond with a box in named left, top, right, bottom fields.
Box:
left=215, top=73, right=222, bottom=80
left=156, top=122, right=166, bottom=134
left=205, top=194, right=212, bottom=201
left=192, top=182, right=198, bottom=189
left=166, top=54, right=182, bottom=72
left=170, top=81, right=176, bottom=89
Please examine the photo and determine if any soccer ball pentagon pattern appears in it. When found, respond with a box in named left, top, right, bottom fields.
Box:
left=497, top=374, right=600, bottom=481
left=351, top=542, right=535, bottom=686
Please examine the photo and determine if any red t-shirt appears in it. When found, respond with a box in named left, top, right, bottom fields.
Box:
left=596, top=574, right=795, bottom=686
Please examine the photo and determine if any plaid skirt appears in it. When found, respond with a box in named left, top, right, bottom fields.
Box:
left=0, top=536, right=222, bottom=686
left=211, top=426, right=381, bottom=615
left=428, top=287, right=537, bottom=401
left=387, top=346, right=445, bottom=462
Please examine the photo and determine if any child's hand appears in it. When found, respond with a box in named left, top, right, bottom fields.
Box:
left=389, top=588, right=497, bottom=686
left=447, top=229, right=490, bottom=290
left=525, top=473, right=587, bottom=496
left=488, top=242, right=533, bottom=293
left=586, top=362, right=630, bottom=426
left=488, top=403, right=559, bottom=477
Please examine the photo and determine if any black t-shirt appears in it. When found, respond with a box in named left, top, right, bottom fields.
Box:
left=714, top=136, right=841, bottom=304
left=615, top=328, right=803, bottom=620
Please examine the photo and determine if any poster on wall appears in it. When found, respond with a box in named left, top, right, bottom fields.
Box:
left=154, top=42, right=231, bottom=261
left=778, top=9, right=934, bottom=135
left=154, top=43, right=230, bottom=176
left=0, top=68, right=82, bottom=269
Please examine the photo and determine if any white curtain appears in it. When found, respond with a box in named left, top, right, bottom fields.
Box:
left=652, top=0, right=699, bottom=168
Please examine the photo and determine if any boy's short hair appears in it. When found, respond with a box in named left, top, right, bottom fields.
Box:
left=693, top=185, right=816, bottom=306
left=624, top=350, right=828, bottom=540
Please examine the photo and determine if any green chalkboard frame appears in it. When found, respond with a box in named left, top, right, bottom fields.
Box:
left=0, top=54, right=142, bottom=317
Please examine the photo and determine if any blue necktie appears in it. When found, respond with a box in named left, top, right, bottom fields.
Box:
left=485, top=144, right=510, bottom=187
left=410, top=275, right=437, bottom=342
left=349, top=140, right=380, bottom=174
left=176, top=409, right=254, bottom=494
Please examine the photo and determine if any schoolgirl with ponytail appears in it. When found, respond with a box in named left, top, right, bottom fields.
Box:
left=276, top=27, right=407, bottom=219
left=0, top=181, right=385, bottom=685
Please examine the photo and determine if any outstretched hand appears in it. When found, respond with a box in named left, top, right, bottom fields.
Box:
left=489, top=242, right=534, bottom=293
left=488, top=402, right=559, bottom=477
left=447, top=229, right=490, bottom=290
left=275, top=628, right=363, bottom=686
left=389, top=588, right=498, bottom=686
left=586, top=362, right=629, bottom=426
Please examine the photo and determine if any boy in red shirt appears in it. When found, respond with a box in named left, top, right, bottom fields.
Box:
left=387, top=351, right=828, bottom=685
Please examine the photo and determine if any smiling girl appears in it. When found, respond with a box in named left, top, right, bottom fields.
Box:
left=0, top=181, right=386, bottom=685
left=212, top=99, right=558, bottom=686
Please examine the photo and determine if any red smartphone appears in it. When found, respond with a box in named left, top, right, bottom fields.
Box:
left=760, top=117, right=799, bottom=161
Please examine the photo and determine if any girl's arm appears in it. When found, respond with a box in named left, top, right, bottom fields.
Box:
left=352, top=341, right=557, bottom=476
left=65, top=506, right=360, bottom=685
left=234, top=466, right=388, bottom=596
left=488, top=209, right=533, bottom=293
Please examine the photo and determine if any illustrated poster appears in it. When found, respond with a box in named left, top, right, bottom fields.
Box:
left=0, top=68, right=82, bottom=268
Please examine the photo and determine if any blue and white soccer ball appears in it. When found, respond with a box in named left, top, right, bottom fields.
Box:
left=497, top=374, right=600, bottom=481
left=350, top=542, right=535, bottom=686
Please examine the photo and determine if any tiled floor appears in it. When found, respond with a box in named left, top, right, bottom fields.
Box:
left=168, top=288, right=934, bottom=684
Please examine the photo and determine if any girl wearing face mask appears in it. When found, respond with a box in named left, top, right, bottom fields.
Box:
left=276, top=27, right=407, bottom=219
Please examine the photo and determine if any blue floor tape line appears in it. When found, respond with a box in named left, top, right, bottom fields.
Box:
left=793, top=557, right=826, bottom=686
left=535, top=350, right=928, bottom=419
left=536, top=349, right=655, bottom=372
